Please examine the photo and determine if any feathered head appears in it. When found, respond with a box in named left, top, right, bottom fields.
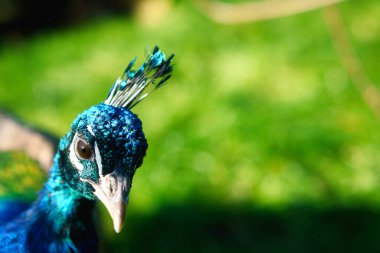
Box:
left=58, top=46, right=174, bottom=232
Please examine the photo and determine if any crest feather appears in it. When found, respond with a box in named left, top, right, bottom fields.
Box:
left=105, top=46, right=174, bottom=109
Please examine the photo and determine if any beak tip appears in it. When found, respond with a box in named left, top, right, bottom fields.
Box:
left=114, top=223, right=123, bottom=233
left=90, top=171, right=129, bottom=234
left=111, top=203, right=126, bottom=234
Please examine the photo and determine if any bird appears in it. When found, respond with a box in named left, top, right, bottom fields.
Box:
left=0, top=46, right=174, bottom=253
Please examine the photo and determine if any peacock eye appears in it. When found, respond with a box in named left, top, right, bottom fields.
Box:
left=75, top=139, right=93, bottom=160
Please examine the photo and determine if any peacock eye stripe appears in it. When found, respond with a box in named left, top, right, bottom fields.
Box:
left=87, top=125, right=95, bottom=136
left=75, top=139, right=93, bottom=160
left=94, top=141, right=103, bottom=177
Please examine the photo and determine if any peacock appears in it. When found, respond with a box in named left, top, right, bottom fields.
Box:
left=0, top=46, right=174, bottom=252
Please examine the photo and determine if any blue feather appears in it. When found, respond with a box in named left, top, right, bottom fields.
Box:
left=0, top=200, right=30, bottom=226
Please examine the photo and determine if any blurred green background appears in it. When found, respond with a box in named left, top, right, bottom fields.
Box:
left=1, top=0, right=380, bottom=252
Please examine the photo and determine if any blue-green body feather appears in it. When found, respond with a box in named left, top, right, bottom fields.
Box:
left=0, top=200, right=30, bottom=226
left=0, top=160, right=97, bottom=252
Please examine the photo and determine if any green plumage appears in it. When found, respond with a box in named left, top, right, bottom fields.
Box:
left=0, top=151, right=46, bottom=201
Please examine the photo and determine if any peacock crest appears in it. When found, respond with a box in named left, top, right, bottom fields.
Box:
left=105, top=46, right=174, bottom=109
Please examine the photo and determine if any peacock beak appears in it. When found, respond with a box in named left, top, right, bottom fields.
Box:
left=81, top=167, right=130, bottom=233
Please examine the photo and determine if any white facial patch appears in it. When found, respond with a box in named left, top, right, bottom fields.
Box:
left=73, top=125, right=104, bottom=183
left=69, top=132, right=84, bottom=172
left=94, top=141, right=103, bottom=180
left=87, top=125, right=95, bottom=136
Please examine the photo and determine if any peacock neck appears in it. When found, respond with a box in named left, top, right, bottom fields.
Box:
left=39, top=164, right=80, bottom=229
left=31, top=154, right=95, bottom=236
left=23, top=155, right=97, bottom=252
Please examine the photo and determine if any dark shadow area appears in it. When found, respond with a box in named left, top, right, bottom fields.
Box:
left=0, top=0, right=136, bottom=41
left=105, top=202, right=380, bottom=253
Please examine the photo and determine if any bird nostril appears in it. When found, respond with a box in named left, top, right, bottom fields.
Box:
left=103, top=173, right=119, bottom=196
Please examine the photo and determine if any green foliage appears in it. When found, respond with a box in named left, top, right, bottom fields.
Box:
left=1, top=0, right=380, bottom=251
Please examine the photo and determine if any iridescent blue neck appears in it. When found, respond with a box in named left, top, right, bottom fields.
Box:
left=18, top=155, right=96, bottom=252
left=35, top=158, right=83, bottom=232
left=23, top=154, right=96, bottom=251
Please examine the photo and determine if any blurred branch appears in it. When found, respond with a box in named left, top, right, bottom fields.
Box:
left=195, top=0, right=344, bottom=24
left=135, top=0, right=172, bottom=26
left=323, top=6, right=380, bottom=118
left=0, top=111, right=57, bottom=173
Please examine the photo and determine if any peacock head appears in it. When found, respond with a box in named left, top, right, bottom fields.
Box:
left=57, top=47, right=174, bottom=233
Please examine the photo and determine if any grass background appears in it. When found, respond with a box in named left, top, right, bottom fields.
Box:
left=1, top=0, right=380, bottom=252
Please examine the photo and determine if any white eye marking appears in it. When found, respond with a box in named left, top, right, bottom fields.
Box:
left=94, top=141, right=103, bottom=181
left=69, top=132, right=84, bottom=172
left=87, top=125, right=95, bottom=136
